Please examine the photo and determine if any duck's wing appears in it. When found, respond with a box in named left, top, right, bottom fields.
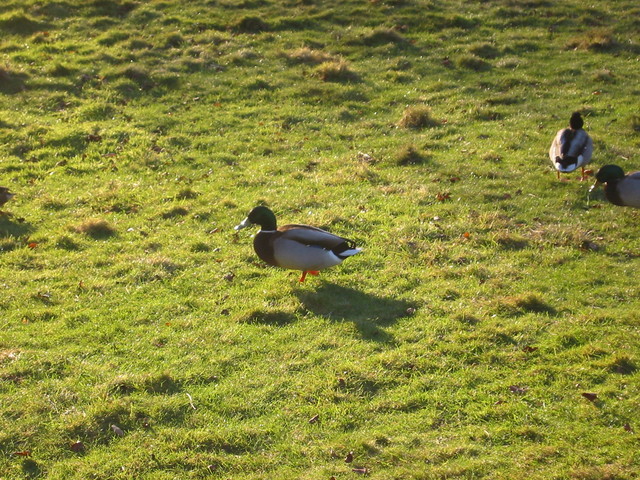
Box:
left=578, top=134, right=593, bottom=165
left=278, top=224, right=353, bottom=249
left=549, top=130, right=563, bottom=164
left=619, top=173, right=640, bottom=207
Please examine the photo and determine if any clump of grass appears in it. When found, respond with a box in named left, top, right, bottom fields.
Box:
left=119, top=66, right=155, bottom=90
left=232, top=16, right=269, bottom=33
left=161, top=206, right=189, bottom=219
left=566, top=28, right=618, bottom=51
left=128, top=38, right=153, bottom=50
left=0, top=67, right=27, bottom=94
left=448, top=13, right=479, bottom=29
left=77, top=103, right=117, bottom=121
left=359, top=28, right=408, bottom=46
left=492, top=234, right=530, bottom=250
left=140, top=372, right=182, bottom=394
left=245, top=78, right=272, bottom=90
left=394, top=144, right=431, bottom=165
left=482, top=151, right=503, bottom=162
left=470, top=106, right=503, bottom=121
left=314, top=60, right=358, bottom=82
left=163, top=32, right=185, bottom=48
left=468, top=42, right=501, bottom=59
left=46, top=63, right=75, bottom=77
left=492, top=294, right=556, bottom=316
left=630, top=115, right=640, bottom=133
left=0, top=13, right=46, bottom=35
left=55, top=236, right=81, bottom=251
left=456, top=54, right=492, bottom=71
left=229, top=48, right=261, bottom=65
left=592, top=68, right=615, bottom=83
left=397, top=105, right=438, bottom=129
left=496, top=56, right=521, bottom=69
left=0, top=240, right=18, bottom=252
left=175, top=189, right=199, bottom=200
left=71, top=219, right=117, bottom=239
left=607, top=355, right=636, bottom=374
left=106, top=375, right=137, bottom=396
left=97, top=30, right=129, bottom=46
left=285, top=47, right=336, bottom=65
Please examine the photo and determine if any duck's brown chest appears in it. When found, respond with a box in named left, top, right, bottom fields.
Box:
left=253, top=232, right=278, bottom=266
left=604, top=181, right=624, bottom=206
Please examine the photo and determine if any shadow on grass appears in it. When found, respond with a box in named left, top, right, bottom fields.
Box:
left=295, top=283, right=415, bottom=342
left=21, top=458, right=41, bottom=479
left=241, top=310, right=297, bottom=327
left=0, top=215, right=33, bottom=239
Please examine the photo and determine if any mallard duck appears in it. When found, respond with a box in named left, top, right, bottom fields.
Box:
left=0, top=187, right=14, bottom=211
left=235, top=206, right=361, bottom=282
left=590, top=164, right=640, bottom=208
left=549, top=112, right=594, bottom=180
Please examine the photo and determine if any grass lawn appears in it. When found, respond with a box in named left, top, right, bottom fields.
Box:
left=1, top=0, right=639, bottom=478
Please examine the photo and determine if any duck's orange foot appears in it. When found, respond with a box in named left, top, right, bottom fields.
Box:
left=299, top=270, right=320, bottom=282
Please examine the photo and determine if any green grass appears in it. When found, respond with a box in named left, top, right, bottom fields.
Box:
left=1, top=0, right=639, bottom=478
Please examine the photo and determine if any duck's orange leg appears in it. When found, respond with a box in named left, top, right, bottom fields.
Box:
left=299, top=270, right=320, bottom=282
left=580, top=166, right=593, bottom=181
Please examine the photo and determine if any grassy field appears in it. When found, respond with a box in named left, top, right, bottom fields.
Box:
left=1, top=0, right=639, bottom=478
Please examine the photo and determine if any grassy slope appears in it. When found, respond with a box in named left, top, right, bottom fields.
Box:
left=1, top=0, right=639, bottom=478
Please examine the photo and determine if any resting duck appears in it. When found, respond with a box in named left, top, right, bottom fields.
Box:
left=549, top=112, right=594, bottom=180
left=0, top=187, right=14, bottom=212
left=235, top=206, right=361, bottom=282
left=590, top=164, right=640, bottom=208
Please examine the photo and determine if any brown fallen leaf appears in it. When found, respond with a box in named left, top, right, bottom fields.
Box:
left=522, top=346, right=538, bottom=353
left=337, top=378, right=346, bottom=388
left=345, top=451, right=354, bottom=463
left=581, top=392, right=598, bottom=402
left=70, top=441, right=84, bottom=452
left=436, top=192, right=451, bottom=202
left=12, top=450, right=31, bottom=457
left=509, top=385, right=528, bottom=394
left=624, top=423, right=633, bottom=432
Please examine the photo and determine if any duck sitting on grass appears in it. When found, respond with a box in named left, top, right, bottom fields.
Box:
left=0, top=187, right=15, bottom=214
left=590, top=164, right=640, bottom=208
left=549, top=112, right=593, bottom=180
left=235, top=206, right=362, bottom=282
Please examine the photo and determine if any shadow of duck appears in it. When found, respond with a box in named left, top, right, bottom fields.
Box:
left=0, top=215, right=33, bottom=240
left=295, top=283, right=416, bottom=342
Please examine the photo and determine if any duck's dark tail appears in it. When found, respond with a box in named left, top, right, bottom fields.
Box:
left=333, top=239, right=361, bottom=259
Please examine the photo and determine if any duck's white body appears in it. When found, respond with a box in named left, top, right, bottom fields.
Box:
left=549, top=128, right=593, bottom=174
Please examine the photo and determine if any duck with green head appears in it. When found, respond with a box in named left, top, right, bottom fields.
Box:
left=235, top=206, right=362, bottom=282
left=590, top=164, right=640, bottom=208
